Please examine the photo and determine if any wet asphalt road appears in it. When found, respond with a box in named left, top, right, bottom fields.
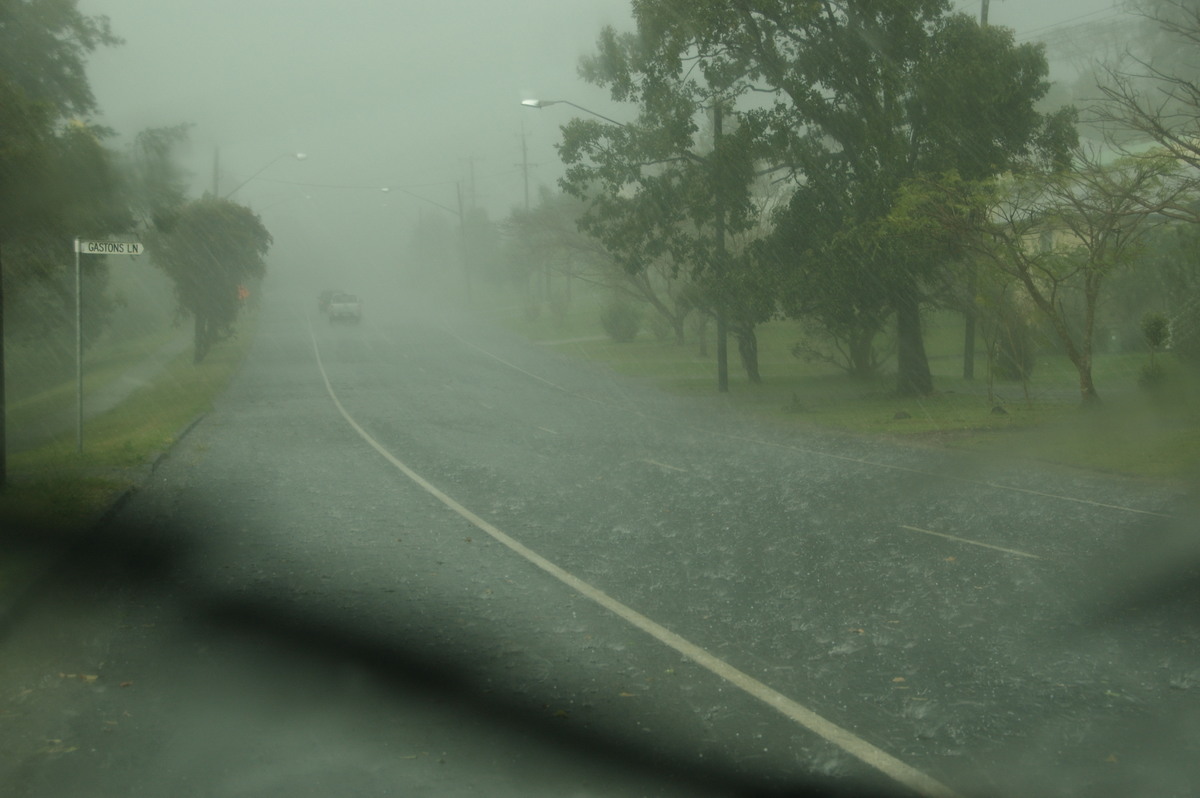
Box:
left=1, top=277, right=1197, bottom=797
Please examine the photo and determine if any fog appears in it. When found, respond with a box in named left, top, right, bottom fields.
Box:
left=7, top=2, right=1199, bottom=796
left=74, top=0, right=1125, bottom=289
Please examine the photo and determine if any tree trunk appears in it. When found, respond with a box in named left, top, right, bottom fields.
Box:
left=963, top=310, right=977, bottom=380
left=1077, top=362, right=1100, bottom=404
left=895, top=287, right=933, bottom=396
left=849, top=329, right=876, bottom=380
left=735, top=323, right=761, bottom=384
left=963, top=267, right=977, bottom=380
left=193, top=313, right=212, bottom=364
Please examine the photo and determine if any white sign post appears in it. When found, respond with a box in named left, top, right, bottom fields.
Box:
left=74, top=238, right=143, bottom=452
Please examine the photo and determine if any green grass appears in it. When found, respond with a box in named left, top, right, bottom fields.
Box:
left=484, top=283, right=1200, bottom=483
left=5, top=327, right=183, bottom=436
left=1, top=314, right=259, bottom=532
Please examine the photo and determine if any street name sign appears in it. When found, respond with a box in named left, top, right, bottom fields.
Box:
left=75, top=240, right=144, bottom=255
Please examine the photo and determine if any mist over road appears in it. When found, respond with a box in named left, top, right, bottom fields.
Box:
left=1, top=274, right=1195, bottom=797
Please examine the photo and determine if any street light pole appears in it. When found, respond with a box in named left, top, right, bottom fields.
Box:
left=523, top=96, right=730, bottom=392
left=219, top=151, right=308, bottom=200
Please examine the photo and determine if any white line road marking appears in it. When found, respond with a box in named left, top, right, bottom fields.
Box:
left=307, top=318, right=959, bottom=798
left=899, top=526, right=1044, bottom=560
left=641, top=458, right=687, bottom=472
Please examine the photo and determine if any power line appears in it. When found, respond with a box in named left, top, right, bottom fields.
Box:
left=1015, top=4, right=1131, bottom=40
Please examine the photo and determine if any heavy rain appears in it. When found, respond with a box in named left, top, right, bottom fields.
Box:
left=1, top=1, right=1198, bottom=796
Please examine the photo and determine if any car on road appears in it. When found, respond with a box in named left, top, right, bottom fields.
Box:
left=327, top=292, right=363, bottom=323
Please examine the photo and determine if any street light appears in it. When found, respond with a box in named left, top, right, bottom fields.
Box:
left=522, top=96, right=731, bottom=392
left=521, top=98, right=625, bottom=127
left=219, top=151, right=308, bottom=199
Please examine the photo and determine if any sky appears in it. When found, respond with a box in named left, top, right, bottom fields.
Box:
left=76, top=0, right=1133, bottom=268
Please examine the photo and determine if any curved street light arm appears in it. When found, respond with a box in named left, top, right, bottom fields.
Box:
left=521, top=98, right=625, bottom=128
left=223, top=152, right=308, bottom=200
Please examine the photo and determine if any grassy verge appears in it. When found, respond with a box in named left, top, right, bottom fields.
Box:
left=487, top=284, right=1200, bottom=483
left=1, top=313, right=259, bottom=535
left=4, top=327, right=181, bottom=425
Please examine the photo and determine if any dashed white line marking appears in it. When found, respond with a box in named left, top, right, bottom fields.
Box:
left=641, top=458, right=687, bottom=472
left=900, top=526, right=1043, bottom=560
left=307, top=317, right=959, bottom=798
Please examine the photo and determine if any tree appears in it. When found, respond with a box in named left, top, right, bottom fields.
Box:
left=0, top=0, right=123, bottom=247
left=558, top=26, right=767, bottom=386
left=620, top=1, right=1074, bottom=395
left=506, top=189, right=704, bottom=345
left=125, top=124, right=192, bottom=229
left=767, top=184, right=894, bottom=379
left=906, top=153, right=1188, bottom=403
left=0, top=0, right=127, bottom=352
left=1093, top=0, right=1200, bottom=173
left=147, top=197, right=272, bottom=363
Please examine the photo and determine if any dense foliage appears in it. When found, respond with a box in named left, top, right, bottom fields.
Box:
left=558, top=0, right=1075, bottom=394
left=147, top=197, right=272, bottom=363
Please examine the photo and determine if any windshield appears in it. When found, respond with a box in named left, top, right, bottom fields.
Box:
left=2, top=1, right=1198, bottom=796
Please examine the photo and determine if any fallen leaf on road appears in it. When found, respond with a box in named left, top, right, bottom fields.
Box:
left=40, top=740, right=78, bottom=754
left=59, top=673, right=99, bottom=683
left=119, top=681, right=134, bottom=688
left=619, top=692, right=636, bottom=697
left=892, top=677, right=907, bottom=683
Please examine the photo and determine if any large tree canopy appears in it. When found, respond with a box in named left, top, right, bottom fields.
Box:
left=0, top=0, right=126, bottom=348
left=0, top=0, right=119, bottom=119
left=566, top=0, right=1075, bottom=394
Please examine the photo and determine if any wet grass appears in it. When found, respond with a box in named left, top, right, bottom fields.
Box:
left=5, top=327, right=184, bottom=441
left=490, top=285, right=1200, bottom=483
left=1, top=313, right=259, bottom=532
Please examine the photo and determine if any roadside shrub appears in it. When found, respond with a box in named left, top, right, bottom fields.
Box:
left=600, top=298, right=641, bottom=343
left=1142, top=312, right=1170, bottom=356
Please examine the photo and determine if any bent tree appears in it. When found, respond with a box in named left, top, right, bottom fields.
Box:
left=148, top=197, right=272, bottom=363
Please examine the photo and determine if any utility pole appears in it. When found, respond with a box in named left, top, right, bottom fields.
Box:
left=457, top=180, right=471, bottom=302
left=517, top=124, right=551, bottom=302
left=963, top=0, right=989, bottom=380
left=713, top=103, right=729, bottom=393
left=519, top=123, right=531, bottom=212
left=462, top=155, right=478, bottom=212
